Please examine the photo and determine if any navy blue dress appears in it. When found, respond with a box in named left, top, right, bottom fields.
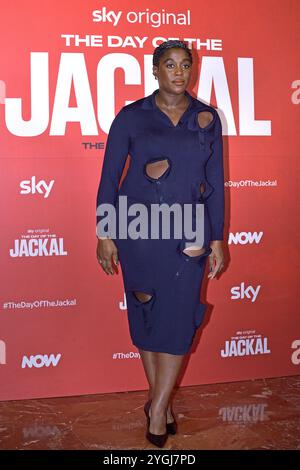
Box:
left=96, top=88, right=225, bottom=355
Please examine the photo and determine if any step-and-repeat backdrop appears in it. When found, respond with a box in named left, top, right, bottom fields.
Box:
left=0, top=0, right=299, bottom=401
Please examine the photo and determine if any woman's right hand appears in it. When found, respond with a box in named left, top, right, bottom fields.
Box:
left=96, top=238, right=119, bottom=275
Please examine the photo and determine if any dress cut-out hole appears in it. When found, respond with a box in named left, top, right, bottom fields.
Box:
left=145, top=159, right=169, bottom=179
left=197, top=111, right=214, bottom=129
left=133, top=291, right=153, bottom=303
left=200, top=182, right=205, bottom=194
left=183, top=246, right=206, bottom=257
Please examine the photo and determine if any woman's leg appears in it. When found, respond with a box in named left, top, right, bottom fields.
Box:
left=149, top=352, right=185, bottom=434
left=139, top=349, right=157, bottom=400
left=139, top=349, right=185, bottom=433
left=139, top=349, right=181, bottom=425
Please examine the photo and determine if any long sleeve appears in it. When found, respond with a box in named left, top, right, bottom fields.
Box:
left=96, top=107, right=130, bottom=239
left=204, top=111, right=225, bottom=241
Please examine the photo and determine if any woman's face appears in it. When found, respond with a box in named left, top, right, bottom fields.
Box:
left=153, top=47, right=192, bottom=94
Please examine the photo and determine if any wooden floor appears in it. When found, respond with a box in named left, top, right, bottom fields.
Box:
left=0, top=375, right=299, bottom=450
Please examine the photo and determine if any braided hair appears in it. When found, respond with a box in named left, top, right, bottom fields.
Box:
left=153, top=40, right=193, bottom=67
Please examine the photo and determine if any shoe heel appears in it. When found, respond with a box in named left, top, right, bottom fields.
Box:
left=144, top=401, right=168, bottom=448
left=166, top=420, right=177, bottom=435
left=144, top=400, right=177, bottom=436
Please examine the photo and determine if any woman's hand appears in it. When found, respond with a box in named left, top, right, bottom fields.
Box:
left=208, top=240, right=225, bottom=279
left=96, top=238, right=119, bottom=275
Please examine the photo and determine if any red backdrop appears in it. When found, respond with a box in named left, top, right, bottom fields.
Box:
left=0, top=0, right=299, bottom=401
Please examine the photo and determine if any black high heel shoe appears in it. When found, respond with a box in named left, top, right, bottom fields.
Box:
left=144, top=401, right=168, bottom=448
left=166, top=415, right=178, bottom=435
left=144, top=400, right=177, bottom=436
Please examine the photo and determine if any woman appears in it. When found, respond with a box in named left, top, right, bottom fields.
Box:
left=96, top=40, right=225, bottom=448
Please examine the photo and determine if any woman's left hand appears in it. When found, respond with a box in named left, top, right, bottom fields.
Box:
left=208, top=240, right=225, bottom=279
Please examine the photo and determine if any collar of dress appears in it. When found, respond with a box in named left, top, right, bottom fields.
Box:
left=141, top=88, right=214, bottom=130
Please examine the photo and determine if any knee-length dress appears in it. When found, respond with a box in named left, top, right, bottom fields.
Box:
left=96, top=88, right=225, bottom=355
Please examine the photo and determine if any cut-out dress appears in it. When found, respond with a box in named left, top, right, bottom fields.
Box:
left=96, top=88, right=225, bottom=355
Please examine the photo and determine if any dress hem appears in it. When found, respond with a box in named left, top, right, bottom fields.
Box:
left=132, top=341, right=192, bottom=356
